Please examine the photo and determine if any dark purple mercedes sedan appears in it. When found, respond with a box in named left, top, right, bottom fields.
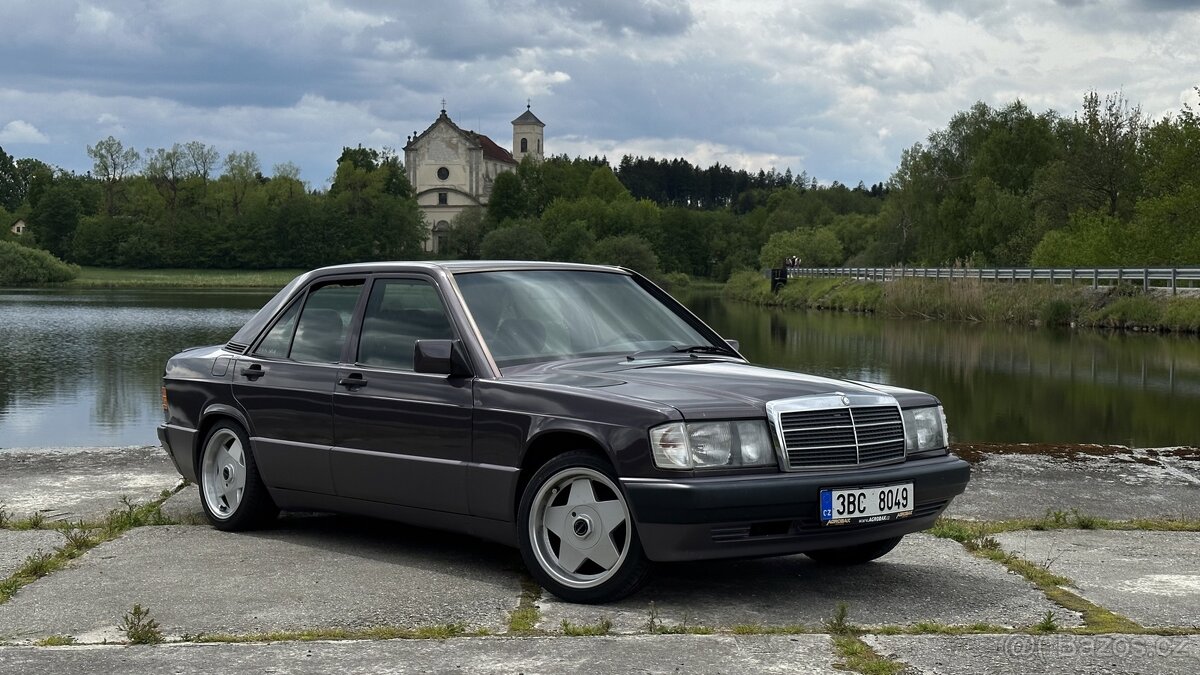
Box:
left=158, top=261, right=969, bottom=603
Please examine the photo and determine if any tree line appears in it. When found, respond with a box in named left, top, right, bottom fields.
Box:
left=2, top=87, right=1197, bottom=280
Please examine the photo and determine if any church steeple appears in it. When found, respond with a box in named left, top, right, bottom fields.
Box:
left=512, top=102, right=545, bottom=162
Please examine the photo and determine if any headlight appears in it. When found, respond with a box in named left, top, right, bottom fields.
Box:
left=650, top=421, right=776, bottom=469
left=903, top=405, right=948, bottom=454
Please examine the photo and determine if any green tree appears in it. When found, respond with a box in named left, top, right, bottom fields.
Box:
left=87, top=136, right=141, bottom=216
left=547, top=219, right=595, bottom=263
left=588, top=235, right=660, bottom=278
left=584, top=166, right=632, bottom=202
left=480, top=222, right=547, bottom=260
left=759, top=228, right=844, bottom=269
left=222, top=151, right=260, bottom=217
left=487, top=171, right=529, bottom=224
left=446, top=207, right=487, bottom=259
left=0, top=145, right=19, bottom=211
left=29, top=185, right=81, bottom=259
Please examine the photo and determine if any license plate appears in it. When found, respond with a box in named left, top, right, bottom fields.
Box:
left=820, top=483, right=914, bottom=525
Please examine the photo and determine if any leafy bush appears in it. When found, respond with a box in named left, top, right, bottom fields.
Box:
left=0, top=241, right=80, bottom=284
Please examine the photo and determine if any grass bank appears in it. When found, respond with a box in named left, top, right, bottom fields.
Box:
left=723, top=271, right=1200, bottom=333
left=64, top=267, right=303, bottom=289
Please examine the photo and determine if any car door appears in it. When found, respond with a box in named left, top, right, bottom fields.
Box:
left=330, top=276, right=473, bottom=513
left=232, top=277, right=365, bottom=495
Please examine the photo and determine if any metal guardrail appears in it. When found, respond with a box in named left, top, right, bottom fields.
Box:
left=786, top=266, right=1200, bottom=293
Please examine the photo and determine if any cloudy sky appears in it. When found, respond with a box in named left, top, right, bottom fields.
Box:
left=1, top=0, right=1197, bottom=189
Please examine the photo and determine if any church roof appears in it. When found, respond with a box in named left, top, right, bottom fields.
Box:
left=404, top=110, right=517, bottom=165
left=512, top=107, right=545, bottom=127
left=476, top=134, right=515, bottom=164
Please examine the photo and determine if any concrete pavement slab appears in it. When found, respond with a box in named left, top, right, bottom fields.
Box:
left=540, top=534, right=1079, bottom=633
left=0, top=634, right=839, bottom=675
left=946, top=447, right=1199, bottom=521
left=867, top=634, right=1200, bottom=675
left=0, top=519, right=524, bottom=642
left=0, top=530, right=65, bottom=578
left=0, top=446, right=181, bottom=522
left=160, top=485, right=205, bottom=524
left=993, top=530, right=1200, bottom=628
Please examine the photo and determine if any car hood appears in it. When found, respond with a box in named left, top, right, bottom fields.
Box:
left=503, top=356, right=939, bottom=420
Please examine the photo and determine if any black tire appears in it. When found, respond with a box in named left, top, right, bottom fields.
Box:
left=804, top=535, right=903, bottom=566
left=197, top=421, right=278, bottom=531
left=517, top=450, right=651, bottom=603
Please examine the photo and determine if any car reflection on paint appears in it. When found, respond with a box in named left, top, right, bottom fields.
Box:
left=158, top=262, right=969, bottom=603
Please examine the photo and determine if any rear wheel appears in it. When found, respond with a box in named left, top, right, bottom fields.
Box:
left=804, top=535, right=903, bottom=566
left=198, top=421, right=277, bottom=531
left=518, top=451, right=650, bottom=603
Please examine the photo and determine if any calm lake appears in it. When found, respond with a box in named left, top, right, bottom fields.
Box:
left=2, top=287, right=1198, bottom=448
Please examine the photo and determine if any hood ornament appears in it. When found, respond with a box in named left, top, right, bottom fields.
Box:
left=840, top=395, right=851, bottom=406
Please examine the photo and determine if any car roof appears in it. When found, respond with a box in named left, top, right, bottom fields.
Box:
left=307, top=260, right=628, bottom=276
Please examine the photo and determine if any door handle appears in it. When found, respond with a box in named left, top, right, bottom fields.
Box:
left=338, top=375, right=368, bottom=389
left=240, top=365, right=264, bottom=380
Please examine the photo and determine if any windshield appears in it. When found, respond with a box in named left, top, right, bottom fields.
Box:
left=454, top=270, right=720, bottom=368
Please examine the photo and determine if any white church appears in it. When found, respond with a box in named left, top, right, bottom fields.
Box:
left=403, top=104, right=545, bottom=254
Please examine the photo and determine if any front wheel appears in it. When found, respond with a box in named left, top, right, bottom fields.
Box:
left=198, top=421, right=278, bottom=531
left=804, top=535, right=903, bottom=566
left=518, top=451, right=650, bottom=603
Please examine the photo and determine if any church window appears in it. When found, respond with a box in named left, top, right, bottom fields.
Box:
left=537, top=139, right=541, bottom=153
left=438, top=192, right=448, bottom=205
left=437, top=166, right=449, bottom=180
left=520, top=138, right=528, bottom=153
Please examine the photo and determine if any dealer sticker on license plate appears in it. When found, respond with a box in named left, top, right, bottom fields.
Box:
left=820, top=483, right=914, bottom=525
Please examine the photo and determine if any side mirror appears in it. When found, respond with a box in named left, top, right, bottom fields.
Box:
left=414, top=339, right=474, bottom=377
left=725, top=339, right=741, bottom=352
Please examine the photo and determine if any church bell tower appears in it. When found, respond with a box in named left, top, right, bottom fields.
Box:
left=512, top=103, right=545, bottom=162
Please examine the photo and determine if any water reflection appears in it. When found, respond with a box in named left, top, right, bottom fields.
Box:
left=682, top=293, right=1200, bottom=447
left=2, top=288, right=1198, bottom=448
left=0, top=290, right=270, bottom=448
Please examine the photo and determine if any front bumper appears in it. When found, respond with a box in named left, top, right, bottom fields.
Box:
left=622, top=454, right=969, bottom=562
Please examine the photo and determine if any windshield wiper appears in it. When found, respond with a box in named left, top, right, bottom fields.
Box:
left=628, top=344, right=732, bottom=360
left=670, top=344, right=731, bottom=354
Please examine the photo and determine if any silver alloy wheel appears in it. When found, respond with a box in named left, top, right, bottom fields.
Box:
left=201, top=427, right=247, bottom=520
left=528, top=466, right=632, bottom=589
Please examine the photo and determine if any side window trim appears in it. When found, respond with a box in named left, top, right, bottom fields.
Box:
left=249, top=294, right=305, bottom=360
left=350, top=274, right=461, bottom=371
left=249, top=275, right=367, bottom=362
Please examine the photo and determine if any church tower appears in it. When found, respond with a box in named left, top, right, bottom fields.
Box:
left=512, top=104, right=545, bottom=162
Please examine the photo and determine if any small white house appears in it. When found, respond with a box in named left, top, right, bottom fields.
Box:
left=9, top=219, right=25, bottom=236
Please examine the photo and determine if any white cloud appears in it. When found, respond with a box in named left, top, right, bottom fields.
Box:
left=0, top=120, right=49, bottom=144
left=512, top=69, right=572, bottom=96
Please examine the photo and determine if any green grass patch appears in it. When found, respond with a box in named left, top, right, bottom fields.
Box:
left=644, top=601, right=714, bottom=634
left=832, top=635, right=905, bottom=675
left=506, top=579, right=543, bottom=634
left=34, top=635, right=77, bottom=647
left=560, top=618, right=613, bottom=636
left=65, top=267, right=302, bottom=289
left=723, top=272, right=1200, bottom=334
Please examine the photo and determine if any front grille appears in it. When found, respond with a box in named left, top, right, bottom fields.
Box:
left=767, top=395, right=906, bottom=470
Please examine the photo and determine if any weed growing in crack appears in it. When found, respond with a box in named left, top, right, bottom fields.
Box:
left=1034, top=611, right=1059, bottom=633
left=825, top=602, right=853, bottom=635
left=119, top=604, right=164, bottom=645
